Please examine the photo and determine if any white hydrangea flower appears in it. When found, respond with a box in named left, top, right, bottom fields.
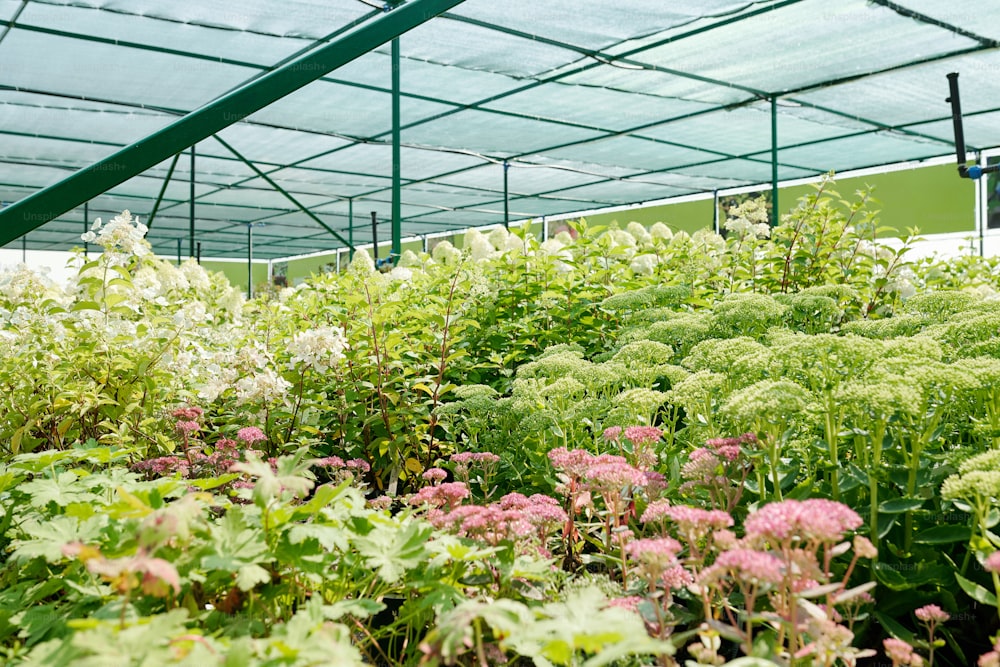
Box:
left=234, top=366, right=292, bottom=405
left=180, top=260, right=211, bottom=292
left=397, top=249, right=424, bottom=268
left=156, top=262, right=190, bottom=292
left=626, top=222, right=652, bottom=245
left=487, top=227, right=510, bottom=251
left=609, top=229, right=637, bottom=249
left=431, top=241, right=462, bottom=266
left=630, top=253, right=659, bottom=275
left=131, top=266, right=162, bottom=300
left=81, top=210, right=151, bottom=257
left=349, top=249, right=375, bottom=275
left=288, top=326, right=347, bottom=372
left=553, top=230, right=574, bottom=245
left=650, top=222, right=673, bottom=241
left=464, top=228, right=497, bottom=262
left=387, top=266, right=413, bottom=282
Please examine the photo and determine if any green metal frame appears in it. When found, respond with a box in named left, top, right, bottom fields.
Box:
left=0, top=0, right=468, bottom=247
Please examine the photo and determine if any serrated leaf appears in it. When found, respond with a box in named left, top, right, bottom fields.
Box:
left=354, top=521, right=431, bottom=584
left=235, top=564, right=271, bottom=591
left=287, top=524, right=349, bottom=552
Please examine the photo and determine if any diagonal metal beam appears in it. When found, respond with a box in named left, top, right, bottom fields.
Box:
left=0, top=0, right=467, bottom=246
left=213, top=134, right=354, bottom=249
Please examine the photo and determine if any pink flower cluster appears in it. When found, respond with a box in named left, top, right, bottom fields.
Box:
left=914, top=604, right=949, bottom=623
left=430, top=492, right=568, bottom=547
left=623, top=426, right=663, bottom=446
left=450, top=451, right=500, bottom=465
left=984, top=550, right=1000, bottom=573
left=979, top=640, right=1000, bottom=667
left=422, top=467, right=448, bottom=484
left=700, top=548, right=785, bottom=586
left=174, top=420, right=200, bottom=434
left=883, top=638, right=923, bottom=667
left=408, top=482, right=470, bottom=511
left=237, top=426, right=266, bottom=444
left=171, top=407, right=204, bottom=421
left=744, top=498, right=862, bottom=546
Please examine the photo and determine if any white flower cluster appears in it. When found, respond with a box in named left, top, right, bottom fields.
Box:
left=724, top=198, right=771, bottom=240
left=465, top=228, right=499, bottom=262
left=234, top=366, right=292, bottom=405
left=81, top=210, right=151, bottom=256
left=431, top=240, right=463, bottom=266
left=288, top=325, right=347, bottom=372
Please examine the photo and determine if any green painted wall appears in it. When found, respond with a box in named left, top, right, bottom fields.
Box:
left=578, top=197, right=716, bottom=234
left=207, top=164, right=977, bottom=289
left=778, top=164, right=974, bottom=237
left=200, top=260, right=268, bottom=292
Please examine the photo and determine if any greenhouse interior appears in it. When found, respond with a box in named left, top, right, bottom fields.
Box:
left=3, top=1, right=1000, bottom=665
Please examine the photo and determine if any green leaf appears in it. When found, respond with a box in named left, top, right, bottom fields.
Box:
left=914, top=525, right=972, bottom=545
left=873, top=562, right=915, bottom=591
left=235, top=564, right=271, bottom=591
left=875, top=611, right=916, bottom=644
left=354, top=520, right=431, bottom=584
left=878, top=497, right=924, bottom=514
left=955, top=572, right=998, bottom=606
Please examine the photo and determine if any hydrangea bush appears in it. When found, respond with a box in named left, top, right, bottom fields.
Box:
left=2, top=182, right=1000, bottom=664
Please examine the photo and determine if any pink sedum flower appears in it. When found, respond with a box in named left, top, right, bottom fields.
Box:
left=914, top=604, right=949, bottom=623
left=237, top=426, right=266, bottom=444
left=641, top=499, right=672, bottom=524
left=701, top=548, right=785, bottom=586
left=744, top=498, right=862, bottom=545
left=984, top=551, right=1000, bottom=573
left=408, top=481, right=470, bottom=511
left=602, top=426, right=623, bottom=441
left=422, top=467, right=448, bottom=483
left=174, top=420, right=199, bottom=434
left=623, top=425, right=663, bottom=446
left=884, top=638, right=923, bottom=666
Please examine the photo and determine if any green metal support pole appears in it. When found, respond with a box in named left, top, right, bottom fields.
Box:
left=147, top=152, right=180, bottom=230
left=391, top=36, right=401, bottom=260
left=213, top=134, right=355, bottom=249
left=503, top=161, right=510, bottom=229
left=21, top=234, right=26, bottom=263
left=348, top=198, right=354, bottom=260
left=0, top=0, right=467, bottom=246
left=83, top=202, right=89, bottom=257
left=247, top=224, right=254, bottom=299
left=176, top=238, right=181, bottom=265
left=771, top=96, right=779, bottom=225
left=371, top=211, right=379, bottom=261
left=189, top=145, right=196, bottom=257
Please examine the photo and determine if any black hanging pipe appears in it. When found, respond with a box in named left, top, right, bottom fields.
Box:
left=503, top=161, right=510, bottom=229
left=370, top=211, right=378, bottom=261
left=947, top=73, right=999, bottom=180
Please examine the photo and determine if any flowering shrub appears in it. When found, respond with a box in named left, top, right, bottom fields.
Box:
left=5, top=182, right=1000, bottom=663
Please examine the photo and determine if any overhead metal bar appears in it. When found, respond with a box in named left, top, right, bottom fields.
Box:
left=212, top=134, right=355, bottom=249
left=867, top=0, right=1000, bottom=48
left=0, top=0, right=469, bottom=246
left=0, top=1, right=27, bottom=46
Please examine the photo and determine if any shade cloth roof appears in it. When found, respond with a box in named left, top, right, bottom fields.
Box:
left=1, top=0, right=999, bottom=259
